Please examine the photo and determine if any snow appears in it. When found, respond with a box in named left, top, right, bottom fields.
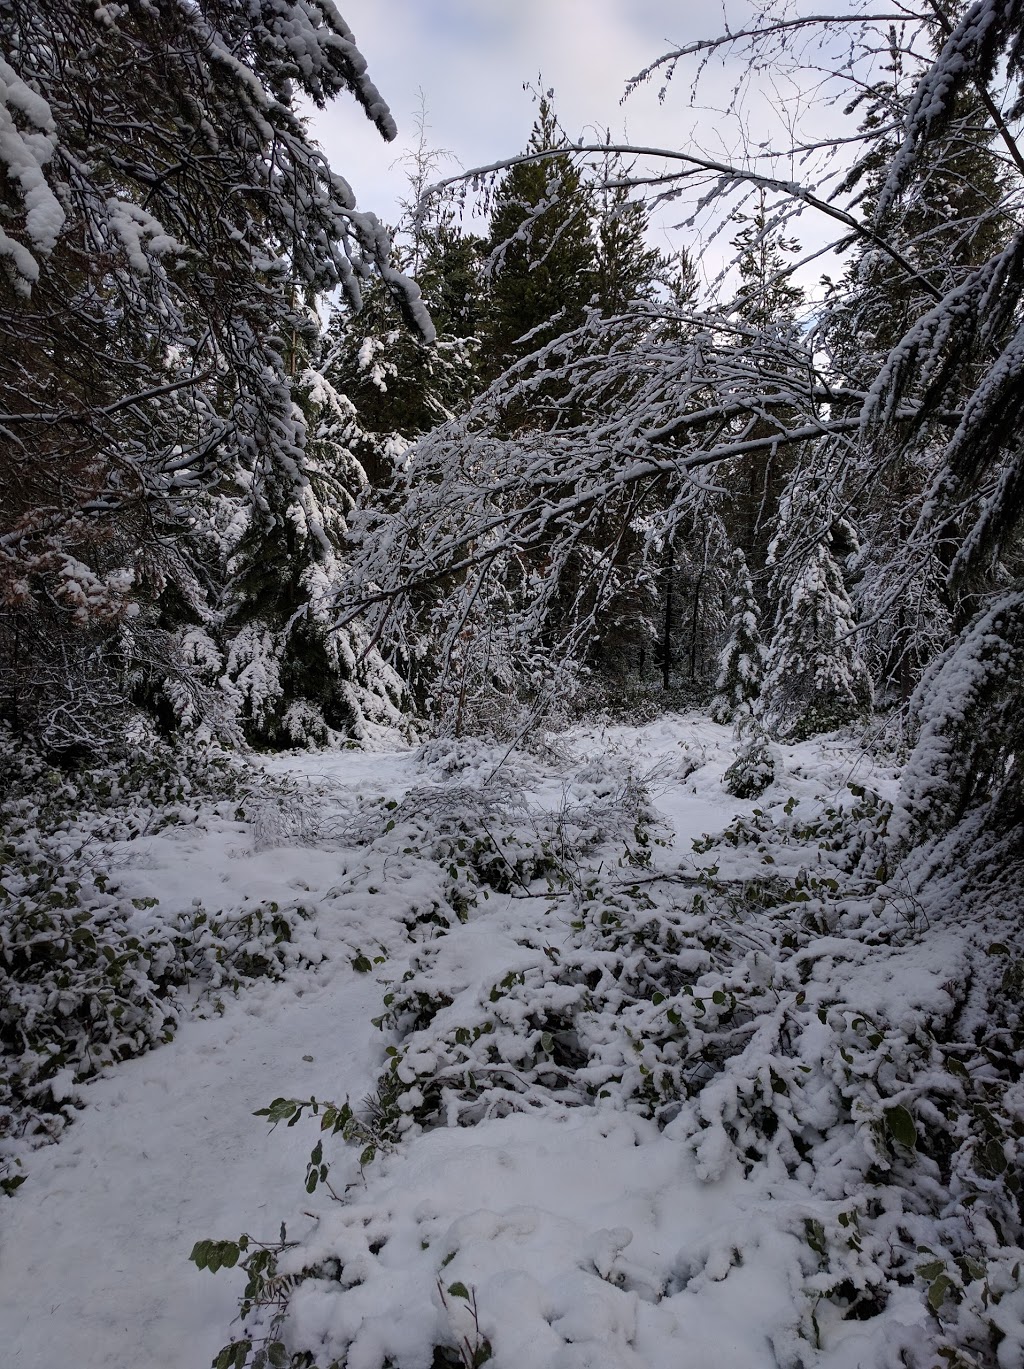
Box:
left=0, top=55, right=64, bottom=288
left=0, top=717, right=1014, bottom=1369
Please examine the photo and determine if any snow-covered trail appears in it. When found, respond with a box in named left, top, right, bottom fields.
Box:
left=0, top=749, right=421, bottom=1369
left=1, top=972, right=383, bottom=1368
left=0, top=719, right=888, bottom=1368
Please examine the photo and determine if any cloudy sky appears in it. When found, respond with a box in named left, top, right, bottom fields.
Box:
left=312, top=0, right=816, bottom=279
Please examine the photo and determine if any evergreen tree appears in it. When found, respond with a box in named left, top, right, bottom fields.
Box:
left=710, top=549, right=767, bottom=724
left=720, top=195, right=806, bottom=572
left=321, top=117, right=483, bottom=489
left=478, top=95, right=598, bottom=379
left=722, top=720, right=777, bottom=798
left=592, top=164, right=666, bottom=315
left=762, top=477, right=872, bottom=740
left=222, top=359, right=405, bottom=749
left=322, top=280, right=476, bottom=488
left=730, top=193, right=804, bottom=330
left=826, top=51, right=1012, bottom=702
left=0, top=0, right=427, bottom=752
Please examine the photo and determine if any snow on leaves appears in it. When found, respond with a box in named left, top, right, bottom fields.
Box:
left=192, top=725, right=1024, bottom=1369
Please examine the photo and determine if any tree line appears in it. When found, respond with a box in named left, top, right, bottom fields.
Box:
left=2, top=0, right=1022, bottom=884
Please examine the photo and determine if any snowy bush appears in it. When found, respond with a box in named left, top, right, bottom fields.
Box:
left=193, top=747, right=1024, bottom=1369
left=722, top=721, right=777, bottom=798
left=0, top=731, right=322, bottom=1193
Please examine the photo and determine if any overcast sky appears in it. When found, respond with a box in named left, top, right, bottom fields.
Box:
left=308, top=1, right=855, bottom=296
left=312, top=2, right=803, bottom=269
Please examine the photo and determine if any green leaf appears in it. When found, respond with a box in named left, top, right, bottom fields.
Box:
left=885, top=1105, right=917, bottom=1149
left=927, top=1273, right=953, bottom=1311
left=352, top=954, right=373, bottom=973
left=917, top=1260, right=945, bottom=1280
left=255, top=1098, right=298, bottom=1125
left=983, top=1137, right=1007, bottom=1175
left=359, top=1145, right=376, bottom=1167
left=447, top=1281, right=470, bottom=1300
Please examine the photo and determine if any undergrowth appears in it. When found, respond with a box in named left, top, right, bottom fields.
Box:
left=193, top=752, right=1024, bottom=1369
left=0, top=728, right=319, bottom=1193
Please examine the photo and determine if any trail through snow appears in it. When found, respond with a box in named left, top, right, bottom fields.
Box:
left=0, top=717, right=895, bottom=1368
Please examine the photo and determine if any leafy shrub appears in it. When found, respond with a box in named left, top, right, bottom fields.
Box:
left=0, top=729, right=319, bottom=1192
left=194, top=762, right=1024, bottom=1368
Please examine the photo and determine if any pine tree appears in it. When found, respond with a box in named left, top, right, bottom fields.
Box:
left=825, top=50, right=1013, bottom=703
left=222, top=357, right=406, bottom=749
left=322, top=280, right=476, bottom=488
left=592, top=165, right=666, bottom=315
left=0, top=0, right=427, bottom=751
left=730, top=193, right=804, bottom=331
left=720, top=194, right=806, bottom=571
left=478, top=95, right=598, bottom=380
left=321, top=117, right=482, bottom=489
left=762, top=477, right=872, bottom=740
left=710, top=549, right=767, bottom=723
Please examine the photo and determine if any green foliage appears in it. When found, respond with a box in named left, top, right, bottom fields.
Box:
left=730, top=192, right=804, bottom=332
left=479, top=96, right=598, bottom=378
left=722, top=724, right=776, bottom=798
left=592, top=168, right=668, bottom=316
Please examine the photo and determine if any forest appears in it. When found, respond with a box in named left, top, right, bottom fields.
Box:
left=1, top=2, right=1023, bottom=1367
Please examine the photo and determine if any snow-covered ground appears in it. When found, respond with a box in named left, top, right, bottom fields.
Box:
left=5, top=716, right=1018, bottom=1369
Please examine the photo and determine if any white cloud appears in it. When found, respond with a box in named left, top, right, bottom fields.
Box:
left=313, top=2, right=848, bottom=290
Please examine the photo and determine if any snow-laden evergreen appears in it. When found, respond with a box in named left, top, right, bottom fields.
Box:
left=709, top=548, right=766, bottom=724
left=222, top=363, right=408, bottom=750
left=762, top=478, right=873, bottom=742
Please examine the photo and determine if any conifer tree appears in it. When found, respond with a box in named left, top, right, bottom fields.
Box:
left=710, top=549, right=767, bottom=724
left=322, top=280, right=476, bottom=488
left=0, top=0, right=427, bottom=751
left=762, top=477, right=872, bottom=740
left=222, top=356, right=405, bottom=749
left=478, top=95, right=597, bottom=380
left=721, top=195, right=806, bottom=571
left=321, top=118, right=482, bottom=489
left=592, top=165, right=666, bottom=315
left=826, top=52, right=1012, bottom=702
